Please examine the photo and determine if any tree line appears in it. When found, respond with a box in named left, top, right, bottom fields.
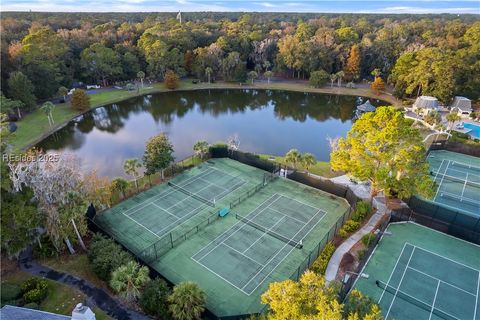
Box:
left=1, top=12, right=479, bottom=116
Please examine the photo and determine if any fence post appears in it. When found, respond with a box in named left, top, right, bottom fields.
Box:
left=169, top=232, right=173, bottom=248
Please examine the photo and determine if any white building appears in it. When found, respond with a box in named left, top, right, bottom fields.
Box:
left=412, top=96, right=440, bottom=114
left=449, top=96, right=472, bottom=117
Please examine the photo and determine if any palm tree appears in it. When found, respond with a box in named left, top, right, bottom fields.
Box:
left=263, top=61, right=271, bottom=71
left=193, top=140, right=209, bottom=162
left=124, top=159, right=142, bottom=191
left=329, top=74, right=337, bottom=88
left=336, top=71, right=345, bottom=87
left=446, top=112, right=461, bottom=132
left=248, top=71, right=258, bottom=84
left=110, top=261, right=150, bottom=303
left=205, top=67, right=213, bottom=84
left=111, top=177, right=129, bottom=199
left=301, top=153, right=316, bottom=173
left=168, top=282, right=206, bottom=320
left=41, top=101, right=55, bottom=128
left=285, top=149, right=302, bottom=170
left=264, top=71, right=274, bottom=84
left=137, top=71, right=145, bottom=88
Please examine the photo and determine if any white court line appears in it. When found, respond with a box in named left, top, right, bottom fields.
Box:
left=154, top=179, right=245, bottom=236
left=243, top=211, right=325, bottom=292
left=268, top=207, right=308, bottom=225
left=384, top=247, right=416, bottom=320
left=193, top=194, right=279, bottom=262
left=242, top=217, right=286, bottom=254
left=429, top=280, right=441, bottom=320
left=446, top=167, right=480, bottom=180
left=407, top=266, right=476, bottom=296
left=408, top=243, right=480, bottom=273
left=245, top=208, right=327, bottom=295
left=191, top=255, right=251, bottom=295
left=433, top=159, right=445, bottom=182
left=461, top=173, right=469, bottom=199
left=379, top=243, right=409, bottom=304
left=151, top=203, right=180, bottom=220
left=474, top=271, right=479, bottom=320
left=277, top=194, right=320, bottom=212
left=451, top=161, right=480, bottom=172
left=123, top=168, right=217, bottom=217
left=435, top=160, right=451, bottom=200
left=221, top=243, right=265, bottom=267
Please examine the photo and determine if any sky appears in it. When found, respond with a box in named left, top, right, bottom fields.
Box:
left=1, top=0, right=479, bottom=14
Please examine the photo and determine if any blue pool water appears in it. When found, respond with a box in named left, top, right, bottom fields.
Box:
left=464, top=122, right=480, bottom=139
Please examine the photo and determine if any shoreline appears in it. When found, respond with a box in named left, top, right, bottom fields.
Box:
left=11, top=80, right=402, bottom=151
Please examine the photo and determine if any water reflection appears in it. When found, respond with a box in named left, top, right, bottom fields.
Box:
left=37, top=89, right=384, bottom=177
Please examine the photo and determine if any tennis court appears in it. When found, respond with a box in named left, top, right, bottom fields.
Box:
left=192, top=193, right=326, bottom=295
left=94, top=161, right=247, bottom=254
left=428, top=150, right=480, bottom=216
left=353, top=222, right=480, bottom=320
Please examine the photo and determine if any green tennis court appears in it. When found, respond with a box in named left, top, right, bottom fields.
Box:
left=192, top=193, right=326, bottom=295
left=428, top=150, right=480, bottom=217
left=94, top=160, right=247, bottom=255
left=353, top=222, right=480, bottom=320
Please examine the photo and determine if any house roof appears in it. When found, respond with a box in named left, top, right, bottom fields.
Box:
left=0, top=305, right=71, bottom=320
left=356, top=100, right=376, bottom=112
left=450, top=96, right=472, bottom=111
left=413, top=96, right=439, bottom=110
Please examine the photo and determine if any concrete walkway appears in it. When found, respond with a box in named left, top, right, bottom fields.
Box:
left=20, top=260, right=150, bottom=320
left=324, top=195, right=389, bottom=285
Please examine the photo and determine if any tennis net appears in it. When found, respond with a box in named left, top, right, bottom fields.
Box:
left=431, top=171, right=480, bottom=189
left=235, top=214, right=303, bottom=249
left=168, top=182, right=215, bottom=207
left=376, top=280, right=456, bottom=320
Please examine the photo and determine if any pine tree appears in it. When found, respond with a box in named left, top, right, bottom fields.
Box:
left=344, top=44, right=361, bottom=82
left=164, top=70, right=179, bottom=89
left=71, top=89, right=90, bottom=111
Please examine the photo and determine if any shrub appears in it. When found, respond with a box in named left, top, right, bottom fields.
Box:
left=140, top=278, right=171, bottom=318
left=33, top=234, right=57, bottom=258
left=310, top=242, right=335, bottom=275
left=343, top=289, right=380, bottom=319
left=125, top=83, right=136, bottom=91
left=21, top=278, right=48, bottom=304
left=309, top=70, right=329, bottom=88
left=343, top=220, right=360, bottom=233
left=351, top=201, right=372, bottom=222
left=88, top=234, right=133, bottom=281
left=357, top=249, right=367, bottom=260
left=1, top=283, right=22, bottom=302
left=361, top=233, right=375, bottom=247
left=23, top=302, right=39, bottom=309
left=164, top=70, right=179, bottom=89
left=346, top=82, right=356, bottom=88
left=71, top=89, right=90, bottom=112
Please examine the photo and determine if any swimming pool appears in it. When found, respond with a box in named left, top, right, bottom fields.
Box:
left=464, top=122, right=480, bottom=139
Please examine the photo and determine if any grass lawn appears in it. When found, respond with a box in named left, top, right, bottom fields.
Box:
left=9, top=79, right=402, bottom=151
left=1, top=270, right=111, bottom=320
left=39, top=253, right=108, bottom=291
left=259, top=154, right=340, bottom=178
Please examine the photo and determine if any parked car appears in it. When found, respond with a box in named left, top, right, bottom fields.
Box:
left=86, top=85, right=101, bottom=89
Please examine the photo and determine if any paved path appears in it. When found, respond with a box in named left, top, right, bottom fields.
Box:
left=20, top=260, right=150, bottom=320
left=324, top=195, right=388, bottom=285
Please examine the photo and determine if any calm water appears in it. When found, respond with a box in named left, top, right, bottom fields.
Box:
left=37, top=89, right=384, bottom=177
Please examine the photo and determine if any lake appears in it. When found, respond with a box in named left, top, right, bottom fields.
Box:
left=37, top=89, right=384, bottom=177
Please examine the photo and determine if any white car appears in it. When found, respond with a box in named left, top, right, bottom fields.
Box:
left=86, top=85, right=101, bottom=89
left=68, top=88, right=76, bottom=95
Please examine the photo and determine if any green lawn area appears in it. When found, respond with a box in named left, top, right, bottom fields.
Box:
left=259, top=154, right=340, bottom=178
left=8, top=79, right=401, bottom=151
left=2, top=270, right=111, bottom=319
left=40, top=253, right=108, bottom=291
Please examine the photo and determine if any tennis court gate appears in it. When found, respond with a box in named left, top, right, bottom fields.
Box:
left=393, top=198, right=480, bottom=244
